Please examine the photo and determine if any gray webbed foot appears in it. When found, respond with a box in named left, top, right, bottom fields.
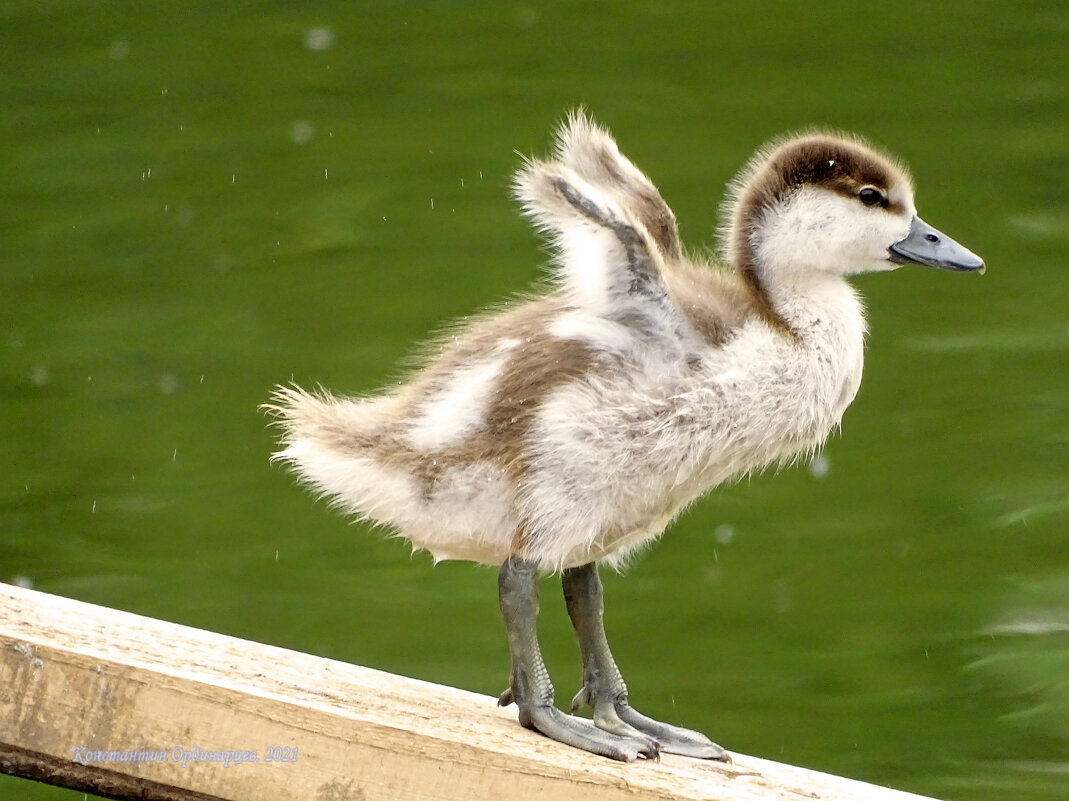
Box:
left=498, top=557, right=660, bottom=762
left=571, top=688, right=728, bottom=760
left=501, top=692, right=659, bottom=761
left=562, top=562, right=730, bottom=761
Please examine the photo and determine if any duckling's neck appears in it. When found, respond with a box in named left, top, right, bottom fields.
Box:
left=738, top=251, right=866, bottom=345
left=778, top=267, right=864, bottom=328
left=738, top=268, right=795, bottom=338
left=741, top=268, right=868, bottom=451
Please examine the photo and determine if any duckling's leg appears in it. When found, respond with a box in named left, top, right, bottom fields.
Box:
left=562, top=562, right=730, bottom=760
left=497, top=556, right=659, bottom=762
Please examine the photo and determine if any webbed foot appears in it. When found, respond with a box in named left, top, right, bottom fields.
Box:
left=569, top=685, right=727, bottom=760
left=498, top=557, right=660, bottom=762
left=500, top=689, right=659, bottom=761
left=562, top=561, right=729, bottom=761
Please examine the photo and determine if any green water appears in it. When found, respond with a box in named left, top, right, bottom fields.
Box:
left=2, top=1, right=1066, bottom=799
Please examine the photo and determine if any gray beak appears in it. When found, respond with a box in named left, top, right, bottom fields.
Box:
left=889, top=216, right=985, bottom=274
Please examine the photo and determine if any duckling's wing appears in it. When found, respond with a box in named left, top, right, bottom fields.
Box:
left=553, top=110, right=682, bottom=261
left=515, top=154, right=682, bottom=326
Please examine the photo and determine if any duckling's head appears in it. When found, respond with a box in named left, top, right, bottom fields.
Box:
left=724, top=132, right=984, bottom=283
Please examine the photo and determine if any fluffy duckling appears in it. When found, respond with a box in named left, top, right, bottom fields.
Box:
left=268, top=111, right=983, bottom=762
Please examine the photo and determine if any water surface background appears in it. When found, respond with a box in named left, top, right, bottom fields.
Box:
left=2, top=2, right=1067, bottom=799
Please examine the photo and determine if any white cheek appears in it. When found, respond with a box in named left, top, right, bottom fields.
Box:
left=752, top=189, right=842, bottom=273
left=877, top=214, right=912, bottom=254
left=848, top=213, right=908, bottom=268
left=755, top=188, right=915, bottom=276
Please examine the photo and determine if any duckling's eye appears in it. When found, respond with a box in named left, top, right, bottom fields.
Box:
left=858, top=187, right=886, bottom=207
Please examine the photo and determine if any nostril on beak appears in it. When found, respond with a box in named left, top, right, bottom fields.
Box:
left=925, top=233, right=939, bottom=243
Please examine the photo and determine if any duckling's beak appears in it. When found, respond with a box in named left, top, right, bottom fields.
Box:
left=889, top=216, right=985, bottom=274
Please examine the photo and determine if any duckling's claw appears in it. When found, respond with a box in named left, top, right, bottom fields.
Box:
left=568, top=684, right=591, bottom=714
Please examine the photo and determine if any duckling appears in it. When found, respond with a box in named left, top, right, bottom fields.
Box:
left=267, top=111, right=983, bottom=763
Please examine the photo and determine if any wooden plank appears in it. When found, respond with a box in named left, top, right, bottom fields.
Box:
left=0, top=582, right=939, bottom=801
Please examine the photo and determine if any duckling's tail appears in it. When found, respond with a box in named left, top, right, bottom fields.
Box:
left=263, top=384, right=415, bottom=525
left=264, top=384, right=518, bottom=565
left=265, top=384, right=365, bottom=458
